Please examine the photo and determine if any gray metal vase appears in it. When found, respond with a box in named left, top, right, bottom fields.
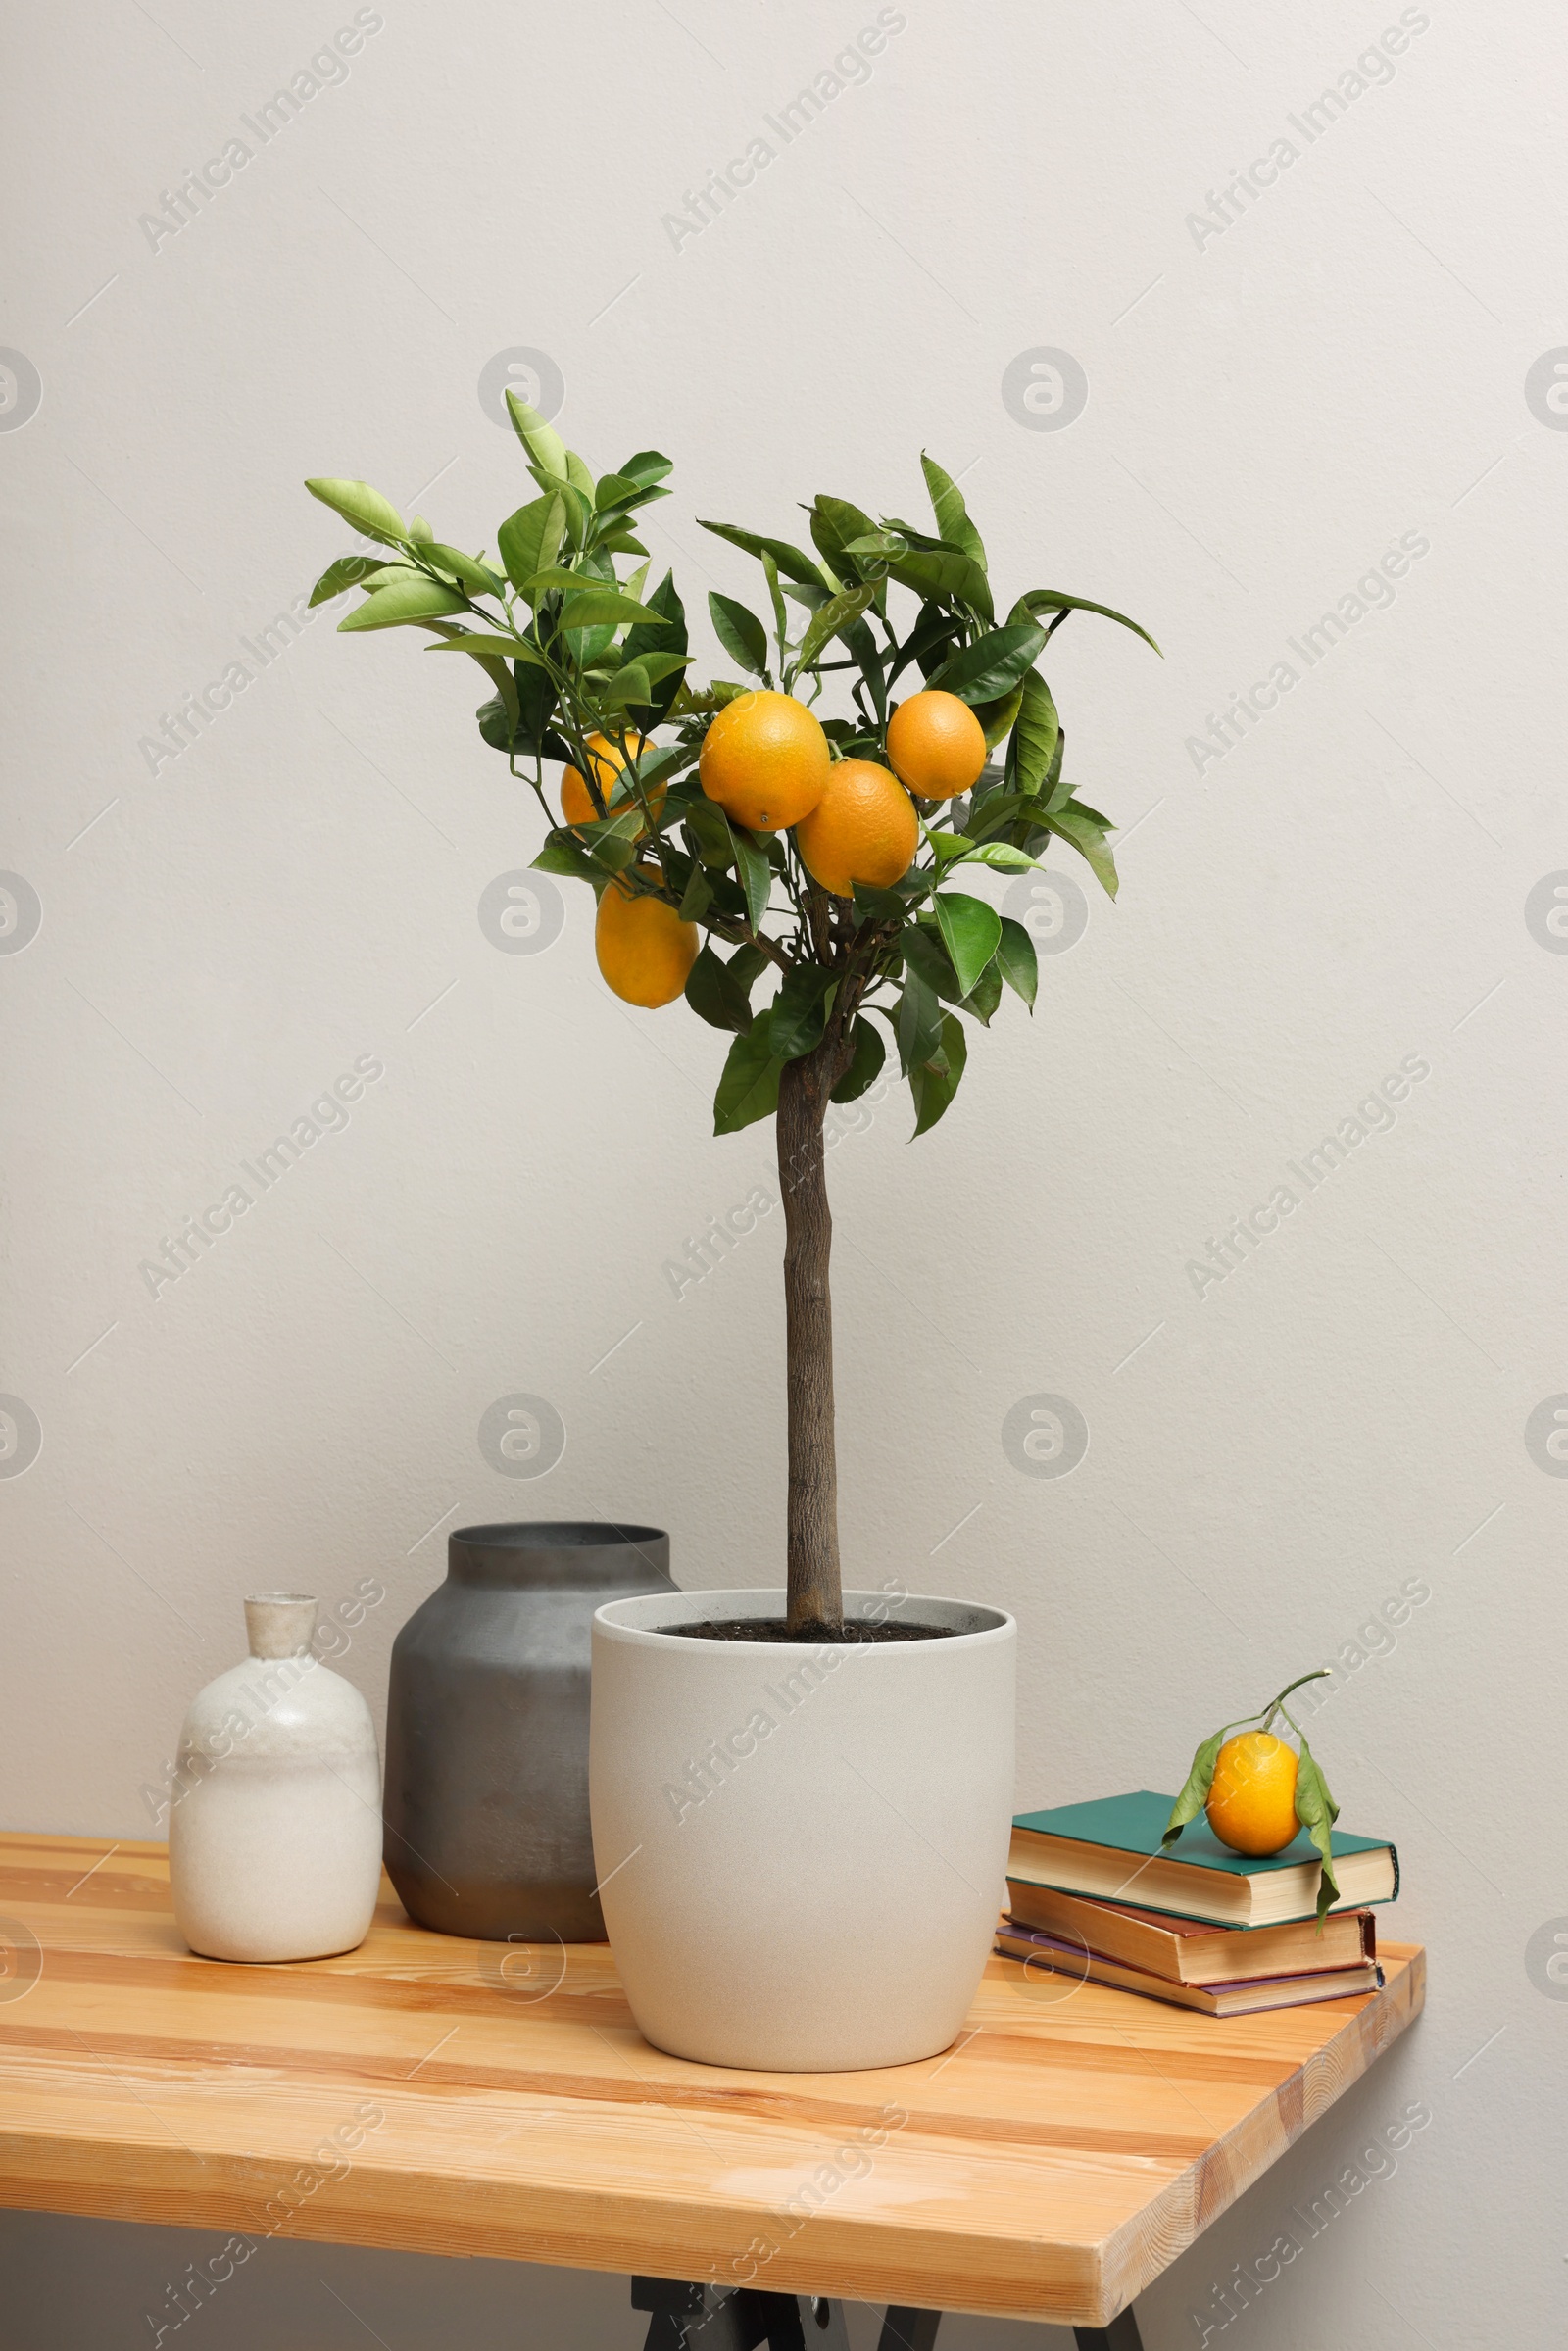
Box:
left=383, top=1520, right=674, bottom=1941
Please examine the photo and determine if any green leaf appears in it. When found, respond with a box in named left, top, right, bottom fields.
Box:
left=1044, top=807, right=1119, bottom=900
left=730, top=826, right=772, bottom=930
left=952, top=841, right=1042, bottom=871
left=841, top=530, right=907, bottom=563
left=618, top=450, right=674, bottom=488
left=831, top=1015, right=886, bottom=1102
left=958, top=950, right=1005, bottom=1024
left=623, top=571, right=689, bottom=728
left=478, top=688, right=566, bottom=760
left=697, top=518, right=827, bottom=588
left=996, top=916, right=1039, bottom=1011
left=509, top=659, right=570, bottom=760
left=622, top=572, right=684, bottom=663
left=1039, top=720, right=1067, bottom=808
left=852, top=877, right=929, bottom=925
left=910, top=1012, right=967, bottom=1136
left=883, top=546, right=994, bottom=625
left=956, top=959, right=1003, bottom=1026
left=544, top=479, right=593, bottom=551
left=563, top=449, right=595, bottom=505
left=426, top=630, right=547, bottom=663
left=972, top=682, right=1025, bottom=753
left=497, top=495, right=566, bottom=597
left=844, top=614, right=886, bottom=709
left=338, top=575, right=469, bottom=631
left=727, top=942, right=769, bottom=995
left=926, top=622, right=1047, bottom=707
left=1010, top=667, right=1060, bottom=796
left=519, top=564, right=609, bottom=598
left=583, top=832, right=639, bottom=876
left=708, top=592, right=769, bottom=679
left=559, top=588, right=670, bottom=633
left=420, top=544, right=506, bottom=598
left=532, top=830, right=603, bottom=886
left=309, top=554, right=383, bottom=607
left=903, top=920, right=963, bottom=1003
left=895, top=969, right=943, bottom=1076
left=619, top=559, right=651, bottom=617
left=933, top=892, right=1003, bottom=998
left=889, top=598, right=961, bottom=691
left=677, top=863, right=713, bottom=920
left=684, top=796, right=736, bottom=870
left=880, top=516, right=979, bottom=562
left=1161, top=1730, right=1229, bottom=1847
left=769, top=965, right=835, bottom=1060
left=686, top=944, right=760, bottom=1034
left=760, top=550, right=789, bottom=662
left=619, top=555, right=653, bottom=612
left=616, top=650, right=691, bottom=691
left=305, top=477, right=408, bottom=546
left=595, top=470, right=670, bottom=515
left=629, top=741, right=692, bottom=792
left=1011, top=589, right=1161, bottom=657
left=919, top=454, right=987, bottom=570
left=965, top=789, right=1044, bottom=843
left=810, top=494, right=878, bottom=582
left=1294, top=1736, right=1343, bottom=1929
left=713, top=1011, right=782, bottom=1135
left=476, top=694, right=514, bottom=753
left=597, top=661, right=654, bottom=711
left=699, top=869, right=751, bottom=919
left=796, top=583, right=876, bottom=674
left=505, top=389, right=568, bottom=484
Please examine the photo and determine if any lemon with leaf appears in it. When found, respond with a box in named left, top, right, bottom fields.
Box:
left=1162, top=1672, right=1343, bottom=1927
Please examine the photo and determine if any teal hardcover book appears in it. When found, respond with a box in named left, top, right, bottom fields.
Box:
left=1009, top=1790, right=1398, bottom=1928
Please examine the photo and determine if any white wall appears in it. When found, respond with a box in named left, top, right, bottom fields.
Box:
left=2, top=3, right=1564, bottom=2345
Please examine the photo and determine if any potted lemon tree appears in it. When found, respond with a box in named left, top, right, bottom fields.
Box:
left=307, top=399, right=1154, bottom=2067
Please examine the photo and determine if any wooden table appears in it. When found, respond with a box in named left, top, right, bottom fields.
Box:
left=0, top=1835, right=1424, bottom=2348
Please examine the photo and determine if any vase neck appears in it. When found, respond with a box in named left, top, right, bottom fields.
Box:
left=245, top=1593, right=318, bottom=1657
left=448, top=1523, right=670, bottom=1591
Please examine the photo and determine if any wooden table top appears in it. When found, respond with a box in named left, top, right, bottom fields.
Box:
left=0, top=1834, right=1424, bottom=2327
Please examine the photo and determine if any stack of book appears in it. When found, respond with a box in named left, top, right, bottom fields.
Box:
left=997, top=1791, right=1399, bottom=2018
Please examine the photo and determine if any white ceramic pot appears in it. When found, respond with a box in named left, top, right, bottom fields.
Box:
left=589, top=1588, right=1015, bottom=2071
left=168, top=1594, right=383, bottom=1963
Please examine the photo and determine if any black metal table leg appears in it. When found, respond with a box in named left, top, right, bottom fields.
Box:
left=1074, top=2308, right=1146, bottom=2350
left=876, top=2310, right=942, bottom=2351
left=630, top=2278, right=815, bottom=2350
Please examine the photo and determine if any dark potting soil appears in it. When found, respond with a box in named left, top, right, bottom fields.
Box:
left=657, top=1617, right=959, bottom=1644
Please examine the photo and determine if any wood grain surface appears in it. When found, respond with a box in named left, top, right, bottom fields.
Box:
left=0, top=1833, right=1424, bottom=2327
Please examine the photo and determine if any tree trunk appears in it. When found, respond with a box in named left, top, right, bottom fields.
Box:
left=776, top=1035, right=850, bottom=1631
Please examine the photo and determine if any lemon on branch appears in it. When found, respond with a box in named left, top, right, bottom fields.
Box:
left=1162, top=1672, right=1343, bottom=1926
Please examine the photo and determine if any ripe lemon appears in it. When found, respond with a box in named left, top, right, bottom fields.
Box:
left=793, top=759, right=919, bottom=898
left=594, top=869, right=698, bottom=1008
left=699, top=691, right=830, bottom=833
left=886, top=690, right=987, bottom=801
left=562, top=731, right=661, bottom=832
left=1205, top=1732, right=1300, bottom=1856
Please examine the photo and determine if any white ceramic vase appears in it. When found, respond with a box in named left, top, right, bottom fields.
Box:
left=589, top=1588, right=1015, bottom=2071
left=168, top=1593, right=383, bottom=1963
